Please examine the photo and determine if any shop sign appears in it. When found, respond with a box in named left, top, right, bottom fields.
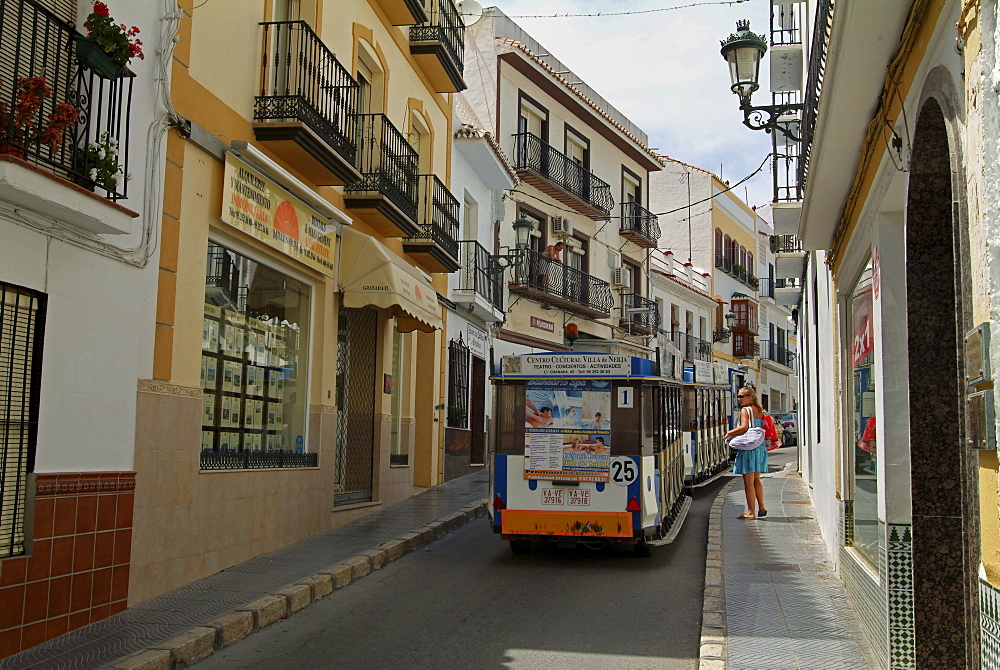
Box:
left=523, top=379, right=612, bottom=482
left=852, top=287, right=874, bottom=368
left=501, top=353, right=630, bottom=377
left=221, top=154, right=336, bottom=278
left=693, top=360, right=713, bottom=384
left=467, top=324, right=487, bottom=360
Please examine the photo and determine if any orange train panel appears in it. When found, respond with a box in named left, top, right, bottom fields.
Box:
left=501, top=510, right=633, bottom=537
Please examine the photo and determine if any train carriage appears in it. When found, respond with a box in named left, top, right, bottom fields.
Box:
left=488, top=351, right=731, bottom=555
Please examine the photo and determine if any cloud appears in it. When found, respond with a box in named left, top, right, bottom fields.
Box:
left=489, top=0, right=775, bottom=207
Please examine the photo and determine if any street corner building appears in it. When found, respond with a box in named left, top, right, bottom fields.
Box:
left=757, top=0, right=1000, bottom=667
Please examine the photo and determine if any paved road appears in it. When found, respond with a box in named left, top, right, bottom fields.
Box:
left=195, top=482, right=726, bottom=670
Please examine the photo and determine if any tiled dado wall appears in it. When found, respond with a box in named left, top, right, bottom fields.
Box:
left=983, top=578, right=1000, bottom=669
left=0, top=472, right=135, bottom=658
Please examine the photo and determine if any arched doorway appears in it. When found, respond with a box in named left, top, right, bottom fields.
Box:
left=905, top=92, right=978, bottom=667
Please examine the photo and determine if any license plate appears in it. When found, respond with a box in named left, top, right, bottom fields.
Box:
left=567, top=489, right=590, bottom=506
left=541, top=488, right=563, bottom=505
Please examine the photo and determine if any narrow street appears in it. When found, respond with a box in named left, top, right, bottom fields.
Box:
left=194, top=450, right=795, bottom=670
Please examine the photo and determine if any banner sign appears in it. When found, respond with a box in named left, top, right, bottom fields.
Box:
left=502, top=353, right=631, bottom=377
left=524, top=379, right=612, bottom=482
left=221, top=154, right=337, bottom=278
left=467, top=324, right=487, bottom=360
left=852, top=286, right=874, bottom=368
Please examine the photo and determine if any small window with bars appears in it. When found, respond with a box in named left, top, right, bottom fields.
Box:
left=1, top=282, right=45, bottom=559
left=447, top=337, right=469, bottom=429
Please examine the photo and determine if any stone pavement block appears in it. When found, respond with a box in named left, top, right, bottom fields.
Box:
left=399, top=531, right=423, bottom=551
left=440, top=511, right=465, bottom=530
left=345, top=555, right=371, bottom=579
left=152, top=626, right=216, bottom=666
left=207, top=610, right=254, bottom=648
left=700, top=643, right=725, bottom=659
left=704, top=567, right=722, bottom=585
left=297, top=573, right=334, bottom=600
left=107, top=649, right=172, bottom=670
left=238, top=595, right=288, bottom=629
left=699, top=659, right=726, bottom=670
left=321, top=563, right=353, bottom=589
left=425, top=521, right=445, bottom=538
left=379, top=539, right=407, bottom=561
left=361, top=548, right=387, bottom=569
left=702, top=612, right=724, bottom=627
left=275, top=584, right=312, bottom=613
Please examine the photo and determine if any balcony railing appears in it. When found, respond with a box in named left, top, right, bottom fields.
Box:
left=346, top=113, right=418, bottom=219
left=758, top=277, right=776, bottom=299
left=621, top=293, right=659, bottom=333
left=760, top=340, right=796, bottom=368
left=255, top=21, right=358, bottom=167
left=455, top=241, right=503, bottom=312
left=770, top=1, right=803, bottom=47
left=408, top=174, right=460, bottom=260
left=0, top=0, right=134, bottom=200
left=714, top=254, right=759, bottom=290
left=799, top=0, right=834, bottom=191
left=771, top=235, right=804, bottom=253
left=513, top=132, right=613, bottom=215
left=620, top=201, right=661, bottom=248
left=200, top=449, right=318, bottom=470
left=660, top=329, right=712, bottom=362
left=410, top=0, right=465, bottom=71
left=508, top=248, right=613, bottom=317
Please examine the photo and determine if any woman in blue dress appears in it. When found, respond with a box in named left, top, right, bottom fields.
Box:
left=725, top=386, right=768, bottom=519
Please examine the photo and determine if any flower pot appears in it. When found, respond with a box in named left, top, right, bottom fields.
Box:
left=0, top=142, right=25, bottom=159
left=74, top=36, right=125, bottom=79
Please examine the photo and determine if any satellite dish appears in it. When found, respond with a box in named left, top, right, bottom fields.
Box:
left=457, top=0, right=483, bottom=25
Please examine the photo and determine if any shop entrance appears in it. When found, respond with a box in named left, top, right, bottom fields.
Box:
left=470, top=356, right=486, bottom=464
left=335, top=307, right=377, bottom=504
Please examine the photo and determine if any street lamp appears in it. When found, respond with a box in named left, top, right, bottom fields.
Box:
left=714, top=310, right=738, bottom=343
left=491, top=215, right=536, bottom=275
left=720, top=20, right=803, bottom=141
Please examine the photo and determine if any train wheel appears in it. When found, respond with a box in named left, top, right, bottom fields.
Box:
left=509, top=539, right=531, bottom=554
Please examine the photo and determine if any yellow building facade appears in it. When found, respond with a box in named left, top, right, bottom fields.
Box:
left=133, top=0, right=466, bottom=603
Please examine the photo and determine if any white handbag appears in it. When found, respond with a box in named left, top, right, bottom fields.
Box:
left=729, top=408, right=766, bottom=450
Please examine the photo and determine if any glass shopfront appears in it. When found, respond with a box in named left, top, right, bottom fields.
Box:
left=849, top=256, right=878, bottom=563
left=200, top=242, right=312, bottom=468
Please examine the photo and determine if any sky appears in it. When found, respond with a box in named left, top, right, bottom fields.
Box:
left=478, top=0, right=775, bottom=209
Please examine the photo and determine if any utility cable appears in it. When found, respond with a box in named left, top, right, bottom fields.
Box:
left=497, top=0, right=752, bottom=19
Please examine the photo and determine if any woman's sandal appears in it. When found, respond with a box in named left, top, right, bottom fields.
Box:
left=758, top=509, right=768, bottom=518
left=737, top=512, right=756, bottom=519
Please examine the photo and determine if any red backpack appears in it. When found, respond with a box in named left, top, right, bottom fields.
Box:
left=762, top=414, right=782, bottom=451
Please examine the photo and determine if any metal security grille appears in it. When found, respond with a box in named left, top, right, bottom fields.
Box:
left=0, top=283, right=45, bottom=558
left=447, top=337, right=468, bottom=428
left=334, top=307, right=377, bottom=505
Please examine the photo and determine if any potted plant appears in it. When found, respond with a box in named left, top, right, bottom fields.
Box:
left=74, top=131, right=125, bottom=192
left=75, top=1, right=144, bottom=79
left=0, top=77, right=80, bottom=158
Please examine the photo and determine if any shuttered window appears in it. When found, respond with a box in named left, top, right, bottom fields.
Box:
left=1, top=283, right=45, bottom=558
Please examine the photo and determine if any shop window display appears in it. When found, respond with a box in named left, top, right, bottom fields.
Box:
left=849, top=257, right=878, bottom=563
left=200, top=243, right=312, bottom=468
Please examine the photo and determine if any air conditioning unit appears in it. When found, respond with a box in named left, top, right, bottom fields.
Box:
left=552, top=216, right=573, bottom=238
left=612, top=267, right=629, bottom=289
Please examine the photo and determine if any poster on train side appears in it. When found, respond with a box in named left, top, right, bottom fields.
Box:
left=524, top=379, right=611, bottom=482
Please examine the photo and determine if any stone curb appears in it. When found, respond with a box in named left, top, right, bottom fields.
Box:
left=106, top=498, right=489, bottom=669
left=699, top=480, right=737, bottom=670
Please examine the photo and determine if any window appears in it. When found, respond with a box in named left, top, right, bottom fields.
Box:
left=447, top=337, right=470, bottom=428
left=723, top=234, right=731, bottom=261
left=518, top=95, right=547, bottom=140
left=0, top=283, right=44, bottom=558
left=849, top=257, right=878, bottom=565
left=565, top=130, right=588, bottom=168
left=731, top=297, right=759, bottom=358
left=201, top=243, right=312, bottom=468
left=715, top=228, right=723, bottom=257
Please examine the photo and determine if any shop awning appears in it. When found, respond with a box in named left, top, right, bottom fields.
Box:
left=338, top=226, right=443, bottom=333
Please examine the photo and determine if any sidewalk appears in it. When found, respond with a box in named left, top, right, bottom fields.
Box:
left=700, top=467, right=880, bottom=670
left=0, top=471, right=489, bottom=670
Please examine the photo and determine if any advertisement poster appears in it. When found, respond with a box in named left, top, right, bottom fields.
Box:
left=524, top=379, right=612, bottom=481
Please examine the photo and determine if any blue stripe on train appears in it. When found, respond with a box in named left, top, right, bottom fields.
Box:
left=493, top=453, right=507, bottom=529
left=627, top=456, right=642, bottom=530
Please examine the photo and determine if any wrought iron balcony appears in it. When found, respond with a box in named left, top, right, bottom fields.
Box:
left=409, top=0, right=466, bottom=92
left=253, top=21, right=361, bottom=186
left=760, top=340, right=796, bottom=368
left=758, top=277, right=776, bottom=299
left=507, top=248, right=613, bottom=319
left=619, top=201, right=661, bottom=249
left=771, top=234, right=804, bottom=253
left=200, top=449, right=318, bottom=470
left=402, top=174, right=461, bottom=272
left=0, top=0, right=134, bottom=201
left=661, top=329, right=713, bottom=362
left=452, top=241, right=504, bottom=320
left=513, top=132, right=614, bottom=219
left=620, top=293, right=659, bottom=335
left=713, top=254, right=759, bottom=290
left=732, top=334, right=760, bottom=359
left=344, top=113, right=420, bottom=237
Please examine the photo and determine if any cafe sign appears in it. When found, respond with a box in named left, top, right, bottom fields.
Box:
left=221, top=154, right=337, bottom=278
